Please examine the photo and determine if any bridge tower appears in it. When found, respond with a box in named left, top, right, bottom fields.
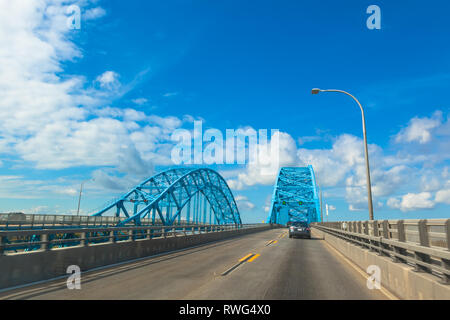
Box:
left=268, top=166, right=321, bottom=225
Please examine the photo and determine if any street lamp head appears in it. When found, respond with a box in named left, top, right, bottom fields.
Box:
left=311, top=88, right=321, bottom=94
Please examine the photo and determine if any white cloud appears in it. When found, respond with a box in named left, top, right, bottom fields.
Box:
left=1, top=1, right=449, bottom=217
left=55, top=187, right=78, bottom=196
left=224, top=111, right=449, bottom=214
left=387, top=192, right=435, bottom=212
left=234, top=195, right=256, bottom=211
left=394, top=111, right=442, bottom=144
left=96, top=71, right=120, bottom=90
left=435, top=189, right=450, bottom=204
left=84, top=7, right=106, bottom=20
left=163, top=92, right=178, bottom=97
left=0, top=0, right=187, bottom=183
left=132, top=98, right=148, bottom=105
left=298, top=134, right=364, bottom=187
left=226, top=131, right=297, bottom=190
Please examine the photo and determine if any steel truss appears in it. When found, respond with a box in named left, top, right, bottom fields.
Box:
left=92, top=168, right=242, bottom=226
left=268, top=166, right=321, bottom=225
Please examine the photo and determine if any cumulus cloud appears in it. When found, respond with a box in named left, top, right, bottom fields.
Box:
left=96, top=71, right=120, bottom=90
left=387, top=192, right=435, bottom=212
left=435, top=189, right=450, bottom=204
left=0, top=0, right=189, bottom=182
left=394, top=111, right=442, bottom=144
left=1, top=1, right=449, bottom=217
left=84, top=6, right=106, bottom=20
left=234, top=195, right=256, bottom=211
left=226, top=131, right=297, bottom=190
left=224, top=110, right=449, bottom=213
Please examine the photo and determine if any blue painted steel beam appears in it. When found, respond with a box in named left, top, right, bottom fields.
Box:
left=268, top=166, right=321, bottom=225
left=91, top=168, right=242, bottom=226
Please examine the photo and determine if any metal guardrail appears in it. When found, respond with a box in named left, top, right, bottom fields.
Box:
left=0, top=223, right=271, bottom=255
left=312, top=219, right=450, bottom=284
left=0, top=213, right=190, bottom=230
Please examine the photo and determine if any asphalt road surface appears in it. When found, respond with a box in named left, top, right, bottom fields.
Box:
left=0, top=228, right=391, bottom=300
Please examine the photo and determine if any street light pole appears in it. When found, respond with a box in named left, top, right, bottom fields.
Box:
left=311, top=88, right=374, bottom=220
left=319, top=187, right=323, bottom=223
left=315, top=172, right=324, bottom=223
left=76, top=179, right=94, bottom=216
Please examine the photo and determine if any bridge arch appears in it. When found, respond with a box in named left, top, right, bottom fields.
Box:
left=92, top=168, right=241, bottom=226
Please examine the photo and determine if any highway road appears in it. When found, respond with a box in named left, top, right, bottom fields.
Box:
left=0, top=228, right=392, bottom=300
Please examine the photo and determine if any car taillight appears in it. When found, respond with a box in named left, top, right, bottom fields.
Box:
left=306, top=228, right=310, bottom=231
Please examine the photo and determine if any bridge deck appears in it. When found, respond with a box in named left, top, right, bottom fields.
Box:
left=0, top=229, right=391, bottom=300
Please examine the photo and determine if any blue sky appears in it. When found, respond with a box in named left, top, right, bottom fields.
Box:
left=0, top=0, right=449, bottom=222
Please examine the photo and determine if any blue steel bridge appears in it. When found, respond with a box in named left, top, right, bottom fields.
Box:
left=0, top=166, right=320, bottom=253
left=89, top=166, right=320, bottom=227
left=0, top=166, right=320, bottom=231
left=91, top=168, right=242, bottom=227
left=268, top=166, right=321, bottom=226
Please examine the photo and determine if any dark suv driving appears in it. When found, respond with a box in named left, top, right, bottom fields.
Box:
left=288, top=221, right=311, bottom=239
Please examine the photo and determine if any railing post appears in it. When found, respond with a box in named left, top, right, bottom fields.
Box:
left=0, top=235, right=4, bottom=255
left=414, top=220, right=432, bottom=273
left=146, top=228, right=152, bottom=239
left=367, top=220, right=378, bottom=253
left=41, top=233, right=50, bottom=251
left=393, top=220, right=406, bottom=263
left=382, top=220, right=389, bottom=239
left=110, top=230, right=116, bottom=243
left=377, top=220, right=390, bottom=257
left=445, top=219, right=450, bottom=251
left=440, top=219, right=450, bottom=284
left=373, top=220, right=379, bottom=237
left=129, top=229, right=134, bottom=241
left=357, top=221, right=362, bottom=234
left=442, top=259, right=450, bottom=285
left=80, top=232, right=88, bottom=247
left=397, top=220, right=405, bottom=242
left=418, top=220, right=429, bottom=247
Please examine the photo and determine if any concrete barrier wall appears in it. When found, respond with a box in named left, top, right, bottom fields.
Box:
left=0, top=226, right=273, bottom=290
left=312, top=227, right=450, bottom=300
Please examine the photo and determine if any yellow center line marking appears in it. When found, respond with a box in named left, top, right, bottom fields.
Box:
left=239, top=253, right=254, bottom=262
left=222, top=253, right=256, bottom=276
left=247, top=254, right=260, bottom=262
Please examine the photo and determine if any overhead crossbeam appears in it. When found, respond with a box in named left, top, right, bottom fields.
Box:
left=268, top=166, right=321, bottom=225
left=92, top=168, right=241, bottom=226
